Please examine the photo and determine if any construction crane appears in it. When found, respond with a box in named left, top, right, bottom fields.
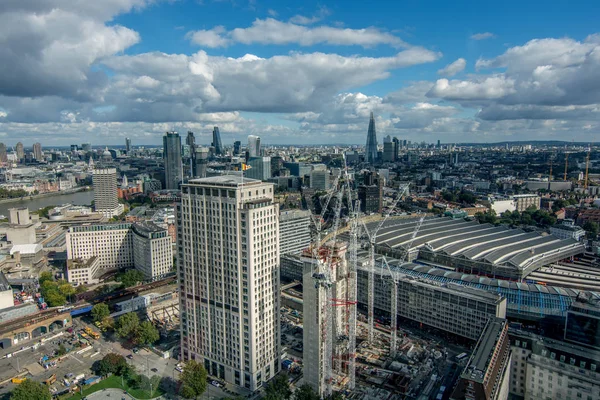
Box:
left=361, top=184, right=410, bottom=343
left=585, top=147, right=591, bottom=189
left=548, top=152, right=554, bottom=182
left=381, top=213, right=426, bottom=357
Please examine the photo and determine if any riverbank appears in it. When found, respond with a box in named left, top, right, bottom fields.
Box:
left=0, top=187, right=91, bottom=206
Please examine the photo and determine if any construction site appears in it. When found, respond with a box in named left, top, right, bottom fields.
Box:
left=283, top=166, right=467, bottom=400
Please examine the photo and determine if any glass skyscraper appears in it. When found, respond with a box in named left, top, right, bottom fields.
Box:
left=163, top=131, right=182, bottom=190
left=365, top=112, right=378, bottom=164
left=212, top=126, right=223, bottom=155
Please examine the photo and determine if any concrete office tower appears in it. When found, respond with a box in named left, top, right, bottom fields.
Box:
left=233, top=140, right=241, bottom=156
left=32, top=142, right=42, bottom=161
left=303, top=242, right=351, bottom=397
left=132, top=222, right=173, bottom=281
left=15, top=142, right=24, bottom=160
left=0, top=143, right=7, bottom=163
left=279, top=210, right=311, bottom=255
left=125, top=137, right=131, bottom=153
left=193, top=147, right=209, bottom=178
left=365, top=112, right=378, bottom=164
left=163, top=131, right=182, bottom=190
left=178, top=176, right=280, bottom=390
left=248, top=135, right=261, bottom=157
left=383, top=135, right=395, bottom=162
left=245, top=157, right=271, bottom=180
left=310, top=169, right=331, bottom=190
left=93, top=168, right=124, bottom=218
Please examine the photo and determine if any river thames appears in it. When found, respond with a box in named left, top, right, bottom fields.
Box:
left=0, top=190, right=95, bottom=217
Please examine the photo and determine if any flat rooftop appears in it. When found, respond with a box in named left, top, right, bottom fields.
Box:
left=462, top=318, right=507, bottom=383
left=187, top=175, right=262, bottom=187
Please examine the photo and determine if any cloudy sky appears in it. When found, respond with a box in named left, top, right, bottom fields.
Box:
left=1, top=0, right=599, bottom=147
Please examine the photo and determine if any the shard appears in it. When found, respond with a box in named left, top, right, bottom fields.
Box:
left=212, top=126, right=223, bottom=155
left=365, top=112, right=378, bottom=164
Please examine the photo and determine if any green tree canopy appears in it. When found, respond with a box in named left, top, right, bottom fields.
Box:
left=264, top=373, right=292, bottom=400
left=116, top=312, right=140, bottom=339
left=118, top=269, right=145, bottom=288
left=93, top=353, right=129, bottom=377
left=179, top=360, right=207, bottom=399
left=91, top=303, right=110, bottom=323
left=38, top=271, right=53, bottom=285
left=10, top=379, right=51, bottom=400
left=583, top=221, right=599, bottom=238
left=293, top=384, right=319, bottom=400
left=135, top=320, right=160, bottom=346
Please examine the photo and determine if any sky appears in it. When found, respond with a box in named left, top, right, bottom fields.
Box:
left=1, top=0, right=600, bottom=147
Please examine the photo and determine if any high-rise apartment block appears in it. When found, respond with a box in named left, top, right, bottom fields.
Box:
left=93, top=168, right=124, bottom=218
left=178, top=176, right=280, bottom=390
left=32, top=142, right=42, bottom=161
left=66, top=222, right=172, bottom=280
left=279, top=210, right=311, bottom=255
left=365, top=112, right=378, bottom=164
left=163, top=131, right=182, bottom=190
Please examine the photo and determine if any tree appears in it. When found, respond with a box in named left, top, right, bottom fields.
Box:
left=38, top=271, right=53, bottom=285
left=179, top=360, right=207, bottom=399
left=43, top=289, right=66, bottom=307
left=135, top=320, right=160, bottom=346
left=91, top=303, right=110, bottom=323
left=93, top=353, right=129, bottom=377
left=264, top=373, right=292, bottom=400
left=583, top=221, right=599, bottom=238
left=10, top=379, right=51, bottom=400
left=57, top=344, right=67, bottom=356
left=116, top=312, right=140, bottom=339
left=118, top=269, right=144, bottom=288
left=293, top=384, right=319, bottom=400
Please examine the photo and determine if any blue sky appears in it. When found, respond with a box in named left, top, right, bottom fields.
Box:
left=1, top=0, right=600, bottom=145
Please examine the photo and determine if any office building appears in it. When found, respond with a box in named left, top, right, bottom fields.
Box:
left=0, top=143, right=6, bottom=163
left=125, top=137, right=131, bottom=153
left=233, top=140, right=241, bottom=156
left=66, top=222, right=172, bottom=280
left=32, top=142, right=42, bottom=161
left=310, top=169, right=331, bottom=190
left=66, top=223, right=133, bottom=270
left=66, top=256, right=101, bottom=285
left=163, top=131, right=182, bottom=190
left=93, top=168, right=124, bottom=218
left=509, top=329, right=600, bottom=400
left=178, top=176, right=280, bottom=390
left=15, top=142, right=24, bottom=160
left=392, top=137, right=400, bottom=161
left=245, top=157, right=271, bottom=181
left=564, top=292, right=600, bottom=350
left=365, top=112, right=378, bottom=164
left=81, top=143, right=91, bottom=152
left=358, top=170, right=383, bottom=213
left=283, top=162, right=311, bottom=177
left=280, top=253, right=304, bottom=282
left=357, top=257, right=507, bottom=340
left=383, top=135, right=395, bottom=162
left=212, top=126, right=223, bottom=155
left=132, top=222, right=173, bottom=281
left=248, top=135, right=261, bottom=157
left=451, top=318, right=511, bottom=400
left=279, top=210, right=311, bottom=255
left=186, top=131, right=195, bottom=148
left=550, top=222, right=586, bottom=241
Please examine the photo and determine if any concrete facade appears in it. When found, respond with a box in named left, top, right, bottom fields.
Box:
left=279, top=210, right=311, bottom=256
left=178, top=176, right=280, bottom=391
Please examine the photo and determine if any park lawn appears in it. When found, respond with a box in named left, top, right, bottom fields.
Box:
left=65, top=375, right=164, bottom=400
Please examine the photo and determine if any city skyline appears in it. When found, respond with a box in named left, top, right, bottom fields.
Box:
left=0, top=1, right=599, bottom=145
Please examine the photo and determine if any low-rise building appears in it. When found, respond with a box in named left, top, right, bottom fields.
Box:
left=451, top=318, right=511, bottom=400
left=550, top=222, right=586, bottom=241
left=509, top=329, right=600, bottom=400
left=132, top=222, right=173, bottom=281
left=512, top=194, right=541, bottom=212
left=66, top=256, right=101, bottom=285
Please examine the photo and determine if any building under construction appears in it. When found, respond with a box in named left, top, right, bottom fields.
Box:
left=303, top=242, right=354, bottom=397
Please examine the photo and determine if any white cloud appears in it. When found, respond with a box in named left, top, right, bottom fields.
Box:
left=267, top=9, right=278, bottom=17
left=437, top=58, right=466, bottom=76
left=187, top=18, right=408, bottom=48
left=471, top=32, right=496, bottom=40
left=428, top=76, right=516, bottom=100
left=289, top=6, right=330, bottom=25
